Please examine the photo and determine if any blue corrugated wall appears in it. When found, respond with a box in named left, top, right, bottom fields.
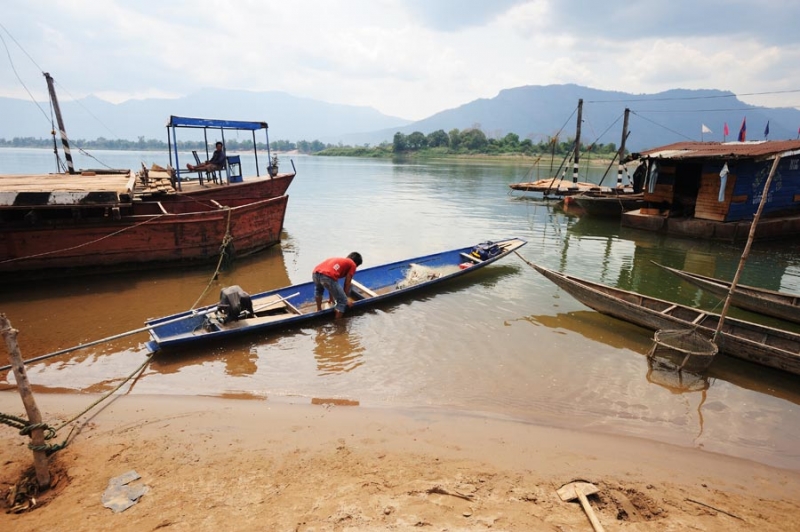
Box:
left=704, top=157, right=800, bottom=221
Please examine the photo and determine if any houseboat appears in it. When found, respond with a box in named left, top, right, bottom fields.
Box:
left=620, top=140, right=800, bottom=241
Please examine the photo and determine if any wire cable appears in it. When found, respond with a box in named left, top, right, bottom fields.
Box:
left=588, top=88, right=800, bottom=104
left=0, top=27, right=51, bottom=126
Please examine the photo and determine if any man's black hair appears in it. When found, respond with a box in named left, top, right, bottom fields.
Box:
left=347, top=252, right=363, bottom=266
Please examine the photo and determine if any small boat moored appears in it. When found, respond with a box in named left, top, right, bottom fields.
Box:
left=525, top=261, right=800, bottom=376
left=569, top=190, right=646, bottom=217
left=145, top=237, right=527, bottom=352
left=652, top=261, right=800, bottom=325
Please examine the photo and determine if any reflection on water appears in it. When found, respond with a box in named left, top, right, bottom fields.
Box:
left=2, top=151, right=800, bottom=470
left=646, top=358, right=710, bottom=440
left=646, top=358, right=711, bottom=394
left=313, top=320, right=365, bottom=375
left=521, top=310, right=654, bottom=352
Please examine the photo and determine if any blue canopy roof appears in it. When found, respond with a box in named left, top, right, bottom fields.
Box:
left=168, top=116, right=268, bottom=131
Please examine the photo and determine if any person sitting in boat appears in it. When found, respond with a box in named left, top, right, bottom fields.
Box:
left=187, top=141, right=226, bottom=172
left=312, top=252, right=363, bottom=319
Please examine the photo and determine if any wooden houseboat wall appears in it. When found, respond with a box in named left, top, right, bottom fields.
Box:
left=641, top=150, right=800, bottom=222
left=716, top=156, right=800, bottom=221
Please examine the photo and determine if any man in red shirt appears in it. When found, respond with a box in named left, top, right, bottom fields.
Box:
left=312, top=252, right=363, bottom=318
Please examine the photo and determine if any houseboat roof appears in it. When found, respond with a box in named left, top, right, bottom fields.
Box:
left=628, top=140, right=800, bottom=162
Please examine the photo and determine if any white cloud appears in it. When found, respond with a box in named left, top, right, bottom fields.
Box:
left=1, top=0, right=799, bottom=122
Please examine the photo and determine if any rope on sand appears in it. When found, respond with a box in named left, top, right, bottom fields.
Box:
left=1, top=353, right=153, bottom=455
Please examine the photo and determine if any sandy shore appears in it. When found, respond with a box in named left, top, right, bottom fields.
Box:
left=2, top=393, right=799, bottom=531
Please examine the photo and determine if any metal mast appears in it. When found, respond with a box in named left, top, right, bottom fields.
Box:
left=571, top=98, right=583, bottom=188
left=44, top=72, right=75, bottom=174
left=616, top=108, right=630, bottom=188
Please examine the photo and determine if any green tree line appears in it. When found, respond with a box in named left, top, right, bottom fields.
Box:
left=0, top=128, right=622, bottom=158
left=388, top=128, right=619, bottom=157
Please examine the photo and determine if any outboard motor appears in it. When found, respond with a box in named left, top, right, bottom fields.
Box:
left=217, top=285, right=254, bottom=323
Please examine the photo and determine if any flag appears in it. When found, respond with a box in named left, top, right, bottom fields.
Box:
left=764, top=121, right=770, bottom=139
left=738, top=117, right=747, bottom=142
left=724, top=122, right=729, bottom=137
left=701, top=124, right=712, bottom=134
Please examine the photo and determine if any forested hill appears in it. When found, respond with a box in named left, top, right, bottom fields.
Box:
left=2, top=84, right=799, bottom=152
left=341, top=84, right=800, bottom=152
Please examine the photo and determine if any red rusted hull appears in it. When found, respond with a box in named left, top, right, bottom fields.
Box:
left=0, top=195, right=288, bottom=275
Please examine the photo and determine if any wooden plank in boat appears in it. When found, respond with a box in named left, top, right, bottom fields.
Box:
left=254, top=294, right=301, bottom=314
left=222, top=313, right=296, bottom=329
left=460, top=252, right=481, bottom=264
left=351, top=279, right=378, bottom=297
left=0, top=172, right=133, bottom=192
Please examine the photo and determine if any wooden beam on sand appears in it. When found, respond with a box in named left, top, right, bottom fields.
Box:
left=1, top=314, right=50, bottom=488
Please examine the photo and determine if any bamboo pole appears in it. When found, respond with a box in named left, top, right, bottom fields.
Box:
left=713, top=155, right=782, bottom=343
left=1, top=314, right=51, bottom=488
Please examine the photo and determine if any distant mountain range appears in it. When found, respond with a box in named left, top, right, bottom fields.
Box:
left=0, top=88, right=410, bottom=146
left=2, top=84, right=799, bottom=152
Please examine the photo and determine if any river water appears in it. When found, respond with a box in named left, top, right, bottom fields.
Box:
left=1, top=148, right=799, bottom=471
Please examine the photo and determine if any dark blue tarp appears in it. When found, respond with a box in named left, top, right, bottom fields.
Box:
left=168, top=116, right=268, bottom=130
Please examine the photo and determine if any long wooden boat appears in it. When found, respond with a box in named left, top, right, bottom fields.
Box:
left=569, top=190, right=645, bottom=217
left=145, top=237, right=527, bottom=351
left=526, top=262, right=800, bottom=376
left=653, top=261, right=800, bottom=324
left=509, top=178, right=611, bottom=197
left=0, top=170, right=288, bottom=276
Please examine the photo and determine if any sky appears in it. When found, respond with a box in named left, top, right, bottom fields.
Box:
left=3, top=0, right=800, bottom=121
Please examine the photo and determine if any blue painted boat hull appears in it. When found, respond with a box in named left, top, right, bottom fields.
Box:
left=145, top=237, right=527, bottom=351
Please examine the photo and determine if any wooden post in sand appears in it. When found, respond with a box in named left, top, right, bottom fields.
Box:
left=1, top=314, right=51, bottom=488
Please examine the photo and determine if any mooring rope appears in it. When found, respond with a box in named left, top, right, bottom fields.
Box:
left=189, top=206, right=234, bottom=310
left=53, top=353, right=153, bottom=432
left=1, top=203, right=239, bottom=455
left=1, top=353, right=153, bottom=454
left=0, top=204, right=236, bottom=372
left=0, top=324, right=154, bottom=373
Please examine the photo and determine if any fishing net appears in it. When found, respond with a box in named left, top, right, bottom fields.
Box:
left=396, top=263, right=462, bottom=289
left=648, top=328, right=718, bottom=373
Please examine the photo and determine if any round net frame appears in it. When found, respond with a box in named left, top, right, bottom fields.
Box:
left=648, top=328, right=718, bottom=373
